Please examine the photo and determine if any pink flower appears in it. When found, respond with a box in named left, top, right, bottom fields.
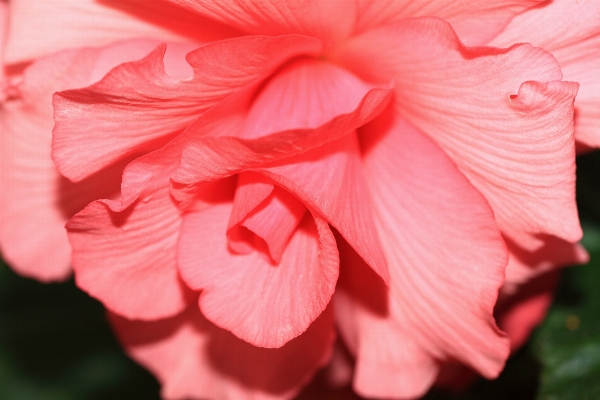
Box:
left=1, top=1, right=598, bottom=398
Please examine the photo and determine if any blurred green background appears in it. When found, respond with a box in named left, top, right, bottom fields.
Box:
left=1, top=151, right=600, bottom=400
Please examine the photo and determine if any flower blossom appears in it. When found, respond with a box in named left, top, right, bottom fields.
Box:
left=1, top=1, right=599, bottom=399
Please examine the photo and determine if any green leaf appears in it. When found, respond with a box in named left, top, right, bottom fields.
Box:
left=533, top=222, right=600, bottom=400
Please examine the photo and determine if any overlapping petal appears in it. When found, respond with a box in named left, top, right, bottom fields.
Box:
left=252, top=134, right=388, bottom=282
left=172, top=59, right=391, bottom=280
left=354, top=0, right=543, bottom=45
left=162, top=0, right=542, bottom=48
left=489, top=0, right=600, bottom=149
left=178, top=202, right=338, bottom=348
left=67, top=176, right=197, bottom=320
left=3, top=0, right=239, bottom=63
left=0, top=1, right=591, bottom=399
left=64, top=93, right=245, bottom=320
left=227, top=173, right=306, bottom=262
left=172, top=90, right=393, bottom=186
left=333, top=17, right=581, bottom=243
left=335, top=268, right=439, bottom=399
left=162, top=0, right=356, bottom=48
left=337, top=110, right=509, bottom=398
left=0, top=40, right=165, bottom=281
left=52, top=35, right=323, bottom=182
left=109, top=305, right=335, bottom=400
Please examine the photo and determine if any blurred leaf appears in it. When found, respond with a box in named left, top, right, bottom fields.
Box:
left=531, top=222, right=600, bottom=400
left=0, top=263, right=160, bottom=400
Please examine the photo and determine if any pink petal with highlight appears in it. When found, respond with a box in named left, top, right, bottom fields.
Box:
left=0, top=40, right=164, bottom=281
left=335, top=17, right=581, bottom=243
left=110, top=305, right=335, bottom=400
left=489, top=0, right=600, bottom=148
left=237, top=58, right=381, bottom=140
left=67, top=175, right=197, bottom=320
left=228, top=173, right=306, bottom=263
left=354, top=0, right=542, bottom=46
left=334, top=239, right=438, bottom=399
left=3, top=0, right=238, bottom=63
left=52, top=35, right=322, bottom=182
left=252, top=134, right=388, bottom=283
left=171, top=83, right=392, bottom=185
left=338, top=110, right=509, bottom=398
left=162, top=0, right=356, bottom=48
left=178, top=202, right=338, bottom=348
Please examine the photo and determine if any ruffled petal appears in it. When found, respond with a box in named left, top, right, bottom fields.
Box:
left=333, top=239, right=439, bottom=399
left=354, top=0, right=542, bottom=46
left=66, top=171, right=198, bottom=320
left=172, top=86, right=392, bottom=185
left=252, top=134, right=388, bottom=282
left=489, top=0, right=600, bottom=148
left=227, top=172, right=275, bottom=230
left=236, top=58, right=381, bottom=140
left=161, top=0, right=541, bottom=48
left=52, top=35, right=322, bottom=182
left=334, top=17, right=581, bottom=243
left=0, top=40, right=163, bottom=281
left=171, top=57, right=393, bottom=189
left=178, top=201, right=338, bottom=348
left=64, top=93, right=247, bottom=319
left=162, top=0, right=356, bottom=48
left=120, top=83, right=251, bottom=212
left=228, top=173, right=306, bottom=263
left=109, top=303, right=335, bottom=400
left=172, top=58, right=391, bottom=281
left=3, top=0, right=239, bottom=63
left=63, top=87, right=252, bottom=320
left=338, top=110, right=509, bottom=398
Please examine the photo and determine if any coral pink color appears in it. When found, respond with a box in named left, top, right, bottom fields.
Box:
left=1, top=1, right=599, bottom=399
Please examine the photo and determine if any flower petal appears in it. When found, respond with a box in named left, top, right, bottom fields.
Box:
left=236, top=58, right=380, bottom=140
left=65, top=97, right=243, bottom=319
left=162, top=0, right=356, bottom=47
left=172, top=59, right=393, bottom=186
left=252, top=134, right=389, bottom=283
left=334, top=239, right=438, bottom=399
left=172, top=58, right=391, bottom=281
left=354, top=0, right=543, bottom=46
left=228, top=173, right=307, bottom=263
left=334, top=17, right=581, bottom=243
left=0, top=40, right=163, bottom=281
left=489, top=0, right=600, bottom=148
left=3, top=0, right=238, bottom=63
left=109, top=305, right=335, bottom=400
left=0, top=0, right=6, bottom=79
left=0, top=99, right=122, bottom=281
left=120, top=83, right=251, bottom=211
left=52, top=35, right=323, bottom=182
left=178, top=201, right=338, bottom=348
left=67, top=177, right=198, bottom=320
left=340, top=110, right=510, bottom=398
